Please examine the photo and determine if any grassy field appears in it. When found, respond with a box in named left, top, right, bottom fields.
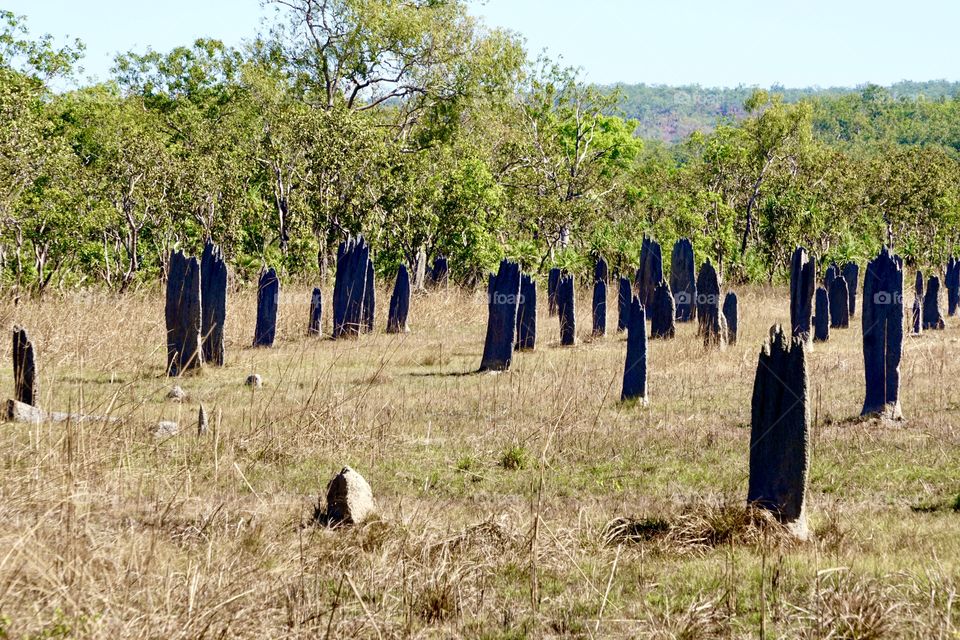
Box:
left=0, top=282, right=957, bottom=638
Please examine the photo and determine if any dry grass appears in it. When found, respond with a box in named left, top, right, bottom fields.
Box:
left=0, top=281, right=956, bottom=638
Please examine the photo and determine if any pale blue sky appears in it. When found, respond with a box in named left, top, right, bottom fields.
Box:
left=4, top=0, right=958, bottom=88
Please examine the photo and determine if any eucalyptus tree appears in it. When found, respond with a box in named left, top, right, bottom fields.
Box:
left=0, top=11, right=84, bottom=288
left=266, top=0, right=525, bottom=277
left=737, top=91, right=814, bottom=255
left=242, top=59, right=317, bottom=259
left=113, top=39, right=259, bottom=253
left=267, top=0, right=490, bottom=126
left=64, top=87, right=176, bottom=290
left=864, top=145, right=960, bottom=264
left=500, top=62, right=642, bottom=270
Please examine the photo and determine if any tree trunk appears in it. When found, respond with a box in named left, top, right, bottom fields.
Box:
left=278, top=196, right=290, bottom=254
left=120, top=223, right=139, bottom=294
left=740, top=211, right=752, bottom=255
left=412, top=246, right=427, bottom=291
left=321, top=218, right=341, bottom=285
left=102, top=231, right=112, bottom=287
left=14, top=228, right=23, bottom=289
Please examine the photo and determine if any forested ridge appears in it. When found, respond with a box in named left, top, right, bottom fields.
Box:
left=612, top=81, right=960, bottom=144
left=3, top=1, right=960, bottom=294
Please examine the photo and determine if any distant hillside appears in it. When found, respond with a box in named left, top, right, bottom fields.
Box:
left=607, top=80, right=960, bottom=143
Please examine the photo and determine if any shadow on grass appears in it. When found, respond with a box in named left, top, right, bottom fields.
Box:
left=408, top=369, right=488, bottom=378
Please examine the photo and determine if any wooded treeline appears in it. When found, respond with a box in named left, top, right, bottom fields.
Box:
left=2, top=1, right=959, bottom=294
left=615, top=80, right=960, bottom=143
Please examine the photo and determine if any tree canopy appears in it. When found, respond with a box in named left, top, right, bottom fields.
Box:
left=1, top=5, right=959, bottom=294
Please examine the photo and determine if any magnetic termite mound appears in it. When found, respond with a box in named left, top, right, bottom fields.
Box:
left=789, top=247, right=815, bottom=344
left=860, top=247, right=904, bottom=419
left=748, top=324, right=810, bottom=540
left=479, top=259, right=521, bottom=371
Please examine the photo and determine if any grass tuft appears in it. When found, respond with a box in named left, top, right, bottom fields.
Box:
left=498, top=444, right=529, bottom=471
left=607, top=499, right=797, bottom=553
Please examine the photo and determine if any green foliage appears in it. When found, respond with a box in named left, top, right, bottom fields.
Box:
left=486, top=61, right=646, bottom=277
left=0, top=10, right=83, bottom=79
left=1, top=7, right=960, bottom=292
left=550, top=247, right=588, bottom=277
